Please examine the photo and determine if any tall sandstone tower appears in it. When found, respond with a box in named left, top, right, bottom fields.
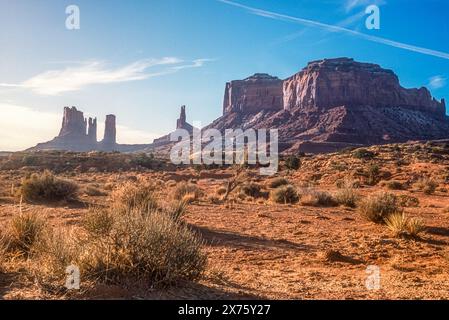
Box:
left=102, top=114, right=117, bottom=148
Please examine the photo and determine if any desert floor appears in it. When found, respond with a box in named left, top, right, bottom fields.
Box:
left=1, top=143, right=449, bottom=299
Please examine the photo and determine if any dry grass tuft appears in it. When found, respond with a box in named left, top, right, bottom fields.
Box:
left=9, top=212, right=45, bottom=254
left=415, top=177, right=438, bottom=195
left=334, top=186, right=358, bottom=208
left=359, top=192, right=400, bottom=224
left=111, top=181, right=158, bottom=211
left=385, top=212, right=426, bottom=238
left=173, top=182, right=202, bottom=201
left=270, top=185, right=299, bottom=204
left=20, top=170, right=78, bottom=202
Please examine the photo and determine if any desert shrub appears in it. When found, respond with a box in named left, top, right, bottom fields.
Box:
left=385, top=213, right=425, bottom=238
left=407, top=218, right=426, bottom=238
left=334, top=186, right=358, bottom=208
left=353, top=148, right=375, bottom=160
left=270, top=185, right=299, bottom=204
left=83, top=208, right=206, bottom=284
left=83, top=208, right=114, bottom=237
left=20, top=171, right=79, bottom=202
left=365, top=164, right=380, bottom=186
left=132, top=153, right=154, bottom=169
left=284, top=155, right=301, bottom=170
left=22, top=155, right=38, bottom=166
left=415, top=178, right=438, bottom=195
left=299, top=189, right=337, bottom=207
left=399, top=195, right=420, bottom=208
left=173, top=182, right=202, bottom=201
left=165, top=199, right=188, bottom=221
left=385, top=212, right=409, bottom=237
left=35, top=204, right=206, bottom=287
left=268, top=177, right=289, bottom=189
left=9, top=212, right=45, bottom=253
left=111, top=181, right=158, bottom=211
left=386, top=180, right=404, bottom=190
left=359, top=192, right=400, bottom=224
left=240, top=182, right=263, bottom=198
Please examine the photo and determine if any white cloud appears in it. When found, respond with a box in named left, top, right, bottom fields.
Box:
left=428, top=75, right=446, bottom=90
left=0, top=57, right=212, bottom=96
left=344, top=0, right=386, bottom=12
left=218, top=0, right=449, bottom=60
left=0, top=103, right=161, bottom=151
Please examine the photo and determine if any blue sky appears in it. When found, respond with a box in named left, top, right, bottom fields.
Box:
left=0, top=0, right=448, bottom=150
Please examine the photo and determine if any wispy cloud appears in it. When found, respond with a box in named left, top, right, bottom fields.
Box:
left=0, top=57, right=213, bottom=96
left=218, top=0, right=449, bottom=60
left=428, top=75, right=446, bottom=90
left=344, top=0, right=386, bottom=13
left=0, top=103, right=161, bottom=151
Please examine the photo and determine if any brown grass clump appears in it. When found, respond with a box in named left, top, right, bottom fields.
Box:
left=359, top=192, right=400, bottom=224
left=173, top=182, right=202, bottom=201
left=334, top=186, right=358, bottom=208
left=415, top=177, right=438, bottom=195
left=270, top=185, right=299, bottom=204
left=239, top=182, right=264, bottom=198
left=20, top=170, right=78, bottom=202
left=8, top=212, right=45, bottom=254
left=111, top=181, right=158, bottom=211
left=299, top=189, right=337, bottom=207
left=30, top=195, right=206, bottom=290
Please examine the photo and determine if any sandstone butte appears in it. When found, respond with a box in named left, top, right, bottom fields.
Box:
left=30, top=57, right=449, bottom=154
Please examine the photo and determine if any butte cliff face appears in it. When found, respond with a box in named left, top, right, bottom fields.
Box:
left=223, top=73, right=284, bottom=114
left=205, top=58, right=448, bottom=153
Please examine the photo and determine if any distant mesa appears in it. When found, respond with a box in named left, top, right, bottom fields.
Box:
left=205, top=57, right=449, bottom=153
left=29, top=106, right=150, bottom=152
left=29, top=57, right=449, bottom=155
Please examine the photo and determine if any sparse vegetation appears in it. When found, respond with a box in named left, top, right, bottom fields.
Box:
left=399, top=195, right=420, bottom=207
left=111, top=181, right=158, bottom=211
left=299, top=189, right=337, bottom=207
left=240, top=182, right=264, bottom=198
left=284, top=155, right=301, bottom=170
left=334, top=186, right=358, bottom=208
left=385, top=212, right=425, bottom=238
left=353, top=148, right=375, bottom=160
left=20, top=171, right=79, bottom=202
left=359, top=192, right=400, bottom=223
left=173, top=181, right=202, bottom=201
left=270, top=185, right=299, bottom=204
left=8, top=212, right=45, bottom=254
left=415, top=177, right=438, bottom=195
left=386, top=180, right=404, bottom=190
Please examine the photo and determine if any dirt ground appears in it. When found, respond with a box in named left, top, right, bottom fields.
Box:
left=1, top=142, right=449, bottom=300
